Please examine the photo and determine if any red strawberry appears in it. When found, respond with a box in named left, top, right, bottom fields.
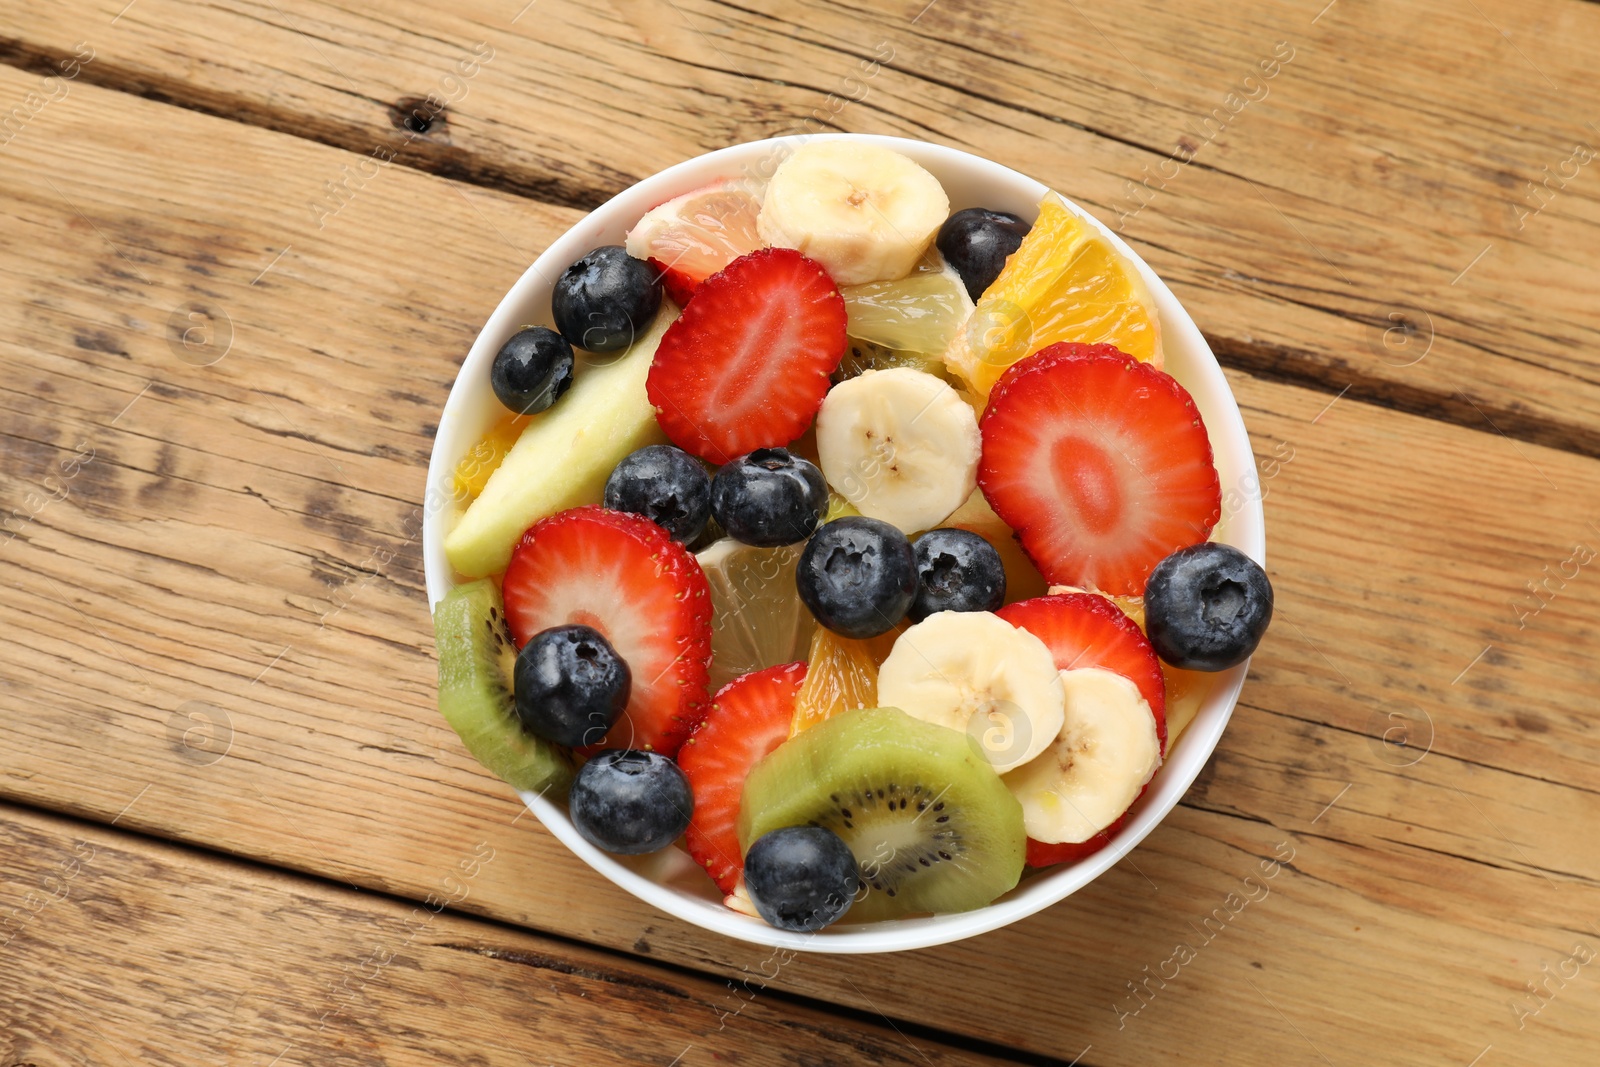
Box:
left=648, top=257, right=699, bottom=308
left=997, top=592, right=1167, bottom=753
left=501, top=506, right=712, bottom=757
left=678, top=662, right=807, bottom=896
left=977, top=343, right=1221, bottom=595
left=1001, top=592, right=1163, bottom=869
left=646, top=248, right=846, bottom=464
left=1026, top=811, right=1131, bottom=868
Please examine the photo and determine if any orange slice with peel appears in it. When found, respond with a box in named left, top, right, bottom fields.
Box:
left=944, top=195, right=1161, bottom=398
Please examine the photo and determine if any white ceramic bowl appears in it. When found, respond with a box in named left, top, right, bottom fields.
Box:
left=423, top=134, right=1264, bottom=954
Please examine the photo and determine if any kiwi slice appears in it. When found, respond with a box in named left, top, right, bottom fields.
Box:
left=737, top=706, right=1025, bottom=922
left=433, top=578, right=573, bottom=797
left=832, top=338, right=948, bottom=385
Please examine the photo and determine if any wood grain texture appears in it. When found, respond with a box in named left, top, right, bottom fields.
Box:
left=0, top=801, right=1023, bottom=1066
left=1, top=49, right=1599, bottom=1067
left=3, top=0, right=1600, bottom=456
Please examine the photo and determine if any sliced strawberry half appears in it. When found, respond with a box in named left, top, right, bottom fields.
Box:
left=1001, top=592, right=1163, bottom=868
left=978, top=343, right=1221, bottom=595
left=648, top=258, right=700, bottom=308
left=1026, top=810, right=1132, bottom=868
left=678, top=662, right=807, bottom=896
left=997, top=592, right=1167, bottom=753
left=501, top=505, right=712, bottom=757
left=646, top=247, right=847, bottom=464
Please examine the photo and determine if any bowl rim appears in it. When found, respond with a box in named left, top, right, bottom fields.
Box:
left=422, top=133, right=1265, bottom=954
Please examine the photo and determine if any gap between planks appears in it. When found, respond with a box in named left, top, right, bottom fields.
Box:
left=0, top=42, right=1597, bottom=464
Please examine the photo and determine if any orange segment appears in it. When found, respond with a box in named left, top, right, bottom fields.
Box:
left=944, top=195, right=1161, bottom=398
left=453, top=413, right=529, bottom=500
left=790, top=623, right=906, bottom=736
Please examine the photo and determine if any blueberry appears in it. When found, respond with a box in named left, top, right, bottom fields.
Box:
left=604, top=445, right=712, bottom=544
left=909, top=528, right=1006, bottom=622
left=568, top=750, right=692, bottom=855
left=710, top=448, right=828, bottom=547
left=796, top=517, right=917, bottom=639
left=1144, top=543, right=1273, bottom=672
left=936, top=208, right=1031, bottom=301
left=513, top=624, right=630, bottom=747
left=490, top=326, right=575, bottom=415
left=743, top=826, right=859, bottom=932
left=551, top=246, right=662, bottom=353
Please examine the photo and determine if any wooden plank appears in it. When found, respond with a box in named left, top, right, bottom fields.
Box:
left=3, top=0, right=1600, bottom=454
left=2, top=67, right=1599, bottom=1066
left=0, top=801, right=1023, bottom=1067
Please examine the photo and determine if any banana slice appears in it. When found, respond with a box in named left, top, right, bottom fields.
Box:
left=815, top=368, right=979, bottom=534
left=876, top=610, right=1065, bottom=773
left=1049, top=583, right=1210, bottom=748
left=758, top=141, right=950, bottom=286
left=1003, top=667, right=1161, bottom=844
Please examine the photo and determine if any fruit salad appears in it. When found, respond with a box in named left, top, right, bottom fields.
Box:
left=431, top=140, right=1273, bottom=934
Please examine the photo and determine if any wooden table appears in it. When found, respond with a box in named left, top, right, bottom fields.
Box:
left=2, top=0, right=1597, bottom=1063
